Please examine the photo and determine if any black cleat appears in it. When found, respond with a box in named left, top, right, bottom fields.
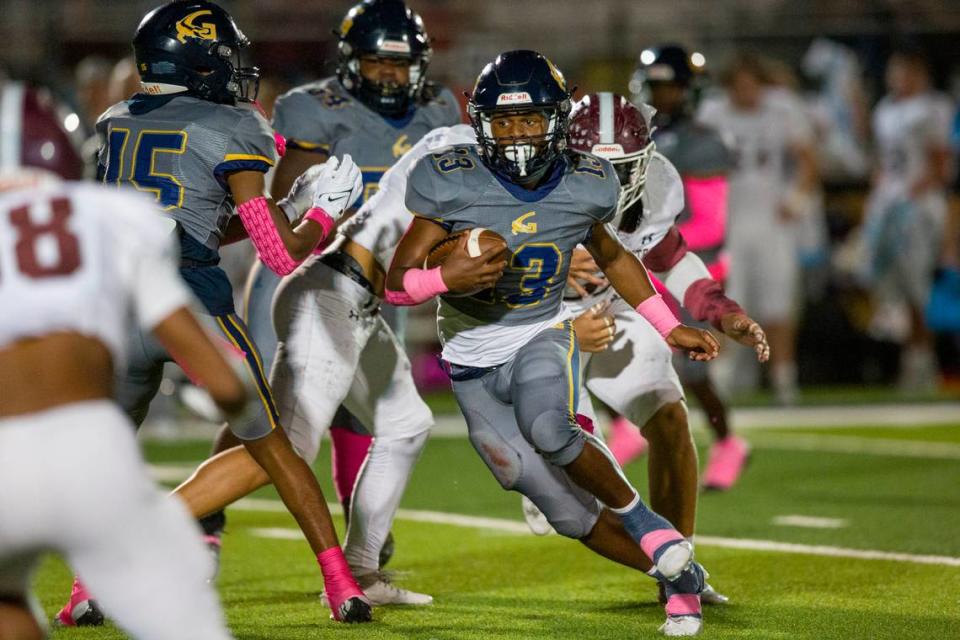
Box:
left=338, top=596, right=373, bottom=623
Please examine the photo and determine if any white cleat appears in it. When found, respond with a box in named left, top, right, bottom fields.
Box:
left=321, top=574, right=433, bottom=607
left=656, top=540, right=694, bottom=581
left=660, top=615, right=703, bottom=637
left=521, top=496, right=554, bottom=536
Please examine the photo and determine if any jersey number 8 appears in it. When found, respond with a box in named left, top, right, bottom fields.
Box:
left=1, top=198, right=81, bottom=281
left=103, top=129, right=187, bottom=210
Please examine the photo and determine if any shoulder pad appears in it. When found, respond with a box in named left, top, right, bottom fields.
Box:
left=564, top=151, right=619, bottom=223
left=404, top=144, right=488, bottom=222
left=272, top=78, right=353, bottom=149
left=419, top=84, right=463, bottom=126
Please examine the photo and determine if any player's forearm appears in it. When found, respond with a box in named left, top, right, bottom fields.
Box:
left=655, top=252, right=744, bottom=330
left=602, top=250, right=658, bottom=308
left=237, top=197, right=333, bottom=275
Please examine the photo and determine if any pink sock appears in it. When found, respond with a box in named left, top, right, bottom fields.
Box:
left=330, top=426, right=373, bottom=504
left=316, top=547, right=364, bottom=620
left=607, top=415, right=648, bottom=465
left=666, top=593, right=702, bottom=618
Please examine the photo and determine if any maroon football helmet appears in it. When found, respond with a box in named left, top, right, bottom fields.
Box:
left=568, top=92, right=654, bottom=217
left=0, top=80, right=83, bottom=191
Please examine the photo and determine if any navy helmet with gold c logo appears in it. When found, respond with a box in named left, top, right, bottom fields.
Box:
left=133, top=0, right=259, bottom=104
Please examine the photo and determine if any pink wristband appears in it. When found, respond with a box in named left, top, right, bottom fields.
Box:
left=304, top=207, right=336, bottom=239
left=384, top=267, right=448, bottom=306
left=636, top=293, right=682, bottom=339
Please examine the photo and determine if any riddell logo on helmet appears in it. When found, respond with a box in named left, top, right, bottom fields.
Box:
left=591, top=144, right=625, bottom=156
left=380, top=40, right=411, bottom=54
left=497, top=92, right=532, bottom=105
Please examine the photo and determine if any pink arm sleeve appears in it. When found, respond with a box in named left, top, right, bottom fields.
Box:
left=384, top=267, right=448, bottom=306
left=678, top=176, right=728, bottom=251
left=236, top=197, right=332, bottom=276
left=683, top=278, right=744, bottom=330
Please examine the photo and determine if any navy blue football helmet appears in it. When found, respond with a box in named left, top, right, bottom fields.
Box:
left=640, top=46, right=695, bottom=86
left=468, top=50, right=572, bottom=181
left=133, top=1, right=259, bottom=104
left=336, top=0, right=432, bottom=117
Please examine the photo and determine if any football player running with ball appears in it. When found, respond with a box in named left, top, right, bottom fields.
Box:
left=387, top=50, right=718, bottom=637
left=55, top=0, right=370, bottom=626
left=524, top=93, right=769, bottom=612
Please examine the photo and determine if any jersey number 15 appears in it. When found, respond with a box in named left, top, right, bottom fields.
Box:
left=103, top=129, right=187, bottom=210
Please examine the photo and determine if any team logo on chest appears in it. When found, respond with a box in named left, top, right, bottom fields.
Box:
left=175, top=10, right=218, bottom=43
left=392, top=134, right=413, bottom=158
left=511, top=211, right=538, bottom=235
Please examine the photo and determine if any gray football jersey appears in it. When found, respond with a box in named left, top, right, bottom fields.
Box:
left=96, top=95, right=277, bottom=250
left=406, top=145, right=619, bottom=326
left=272, top=77, right=462, bottom=203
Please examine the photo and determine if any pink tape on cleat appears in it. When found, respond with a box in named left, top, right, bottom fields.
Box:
left=639, top=528, right=685, bottom=563
left=702, top=435, right=750, bottom=491
left=317, top=547, right=370, bottom=623
left=55, top=577, right=101, bottom=627
left=607, top=415, right=648, bottom=465
left=665, top=593, right=702, bottom=617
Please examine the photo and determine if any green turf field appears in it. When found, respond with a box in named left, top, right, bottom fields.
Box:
left=38, top=422, right=960, bottom=639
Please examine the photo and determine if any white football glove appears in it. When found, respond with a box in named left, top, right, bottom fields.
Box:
left=278, top=163, right=325, bottom=222
left=311, top=154, right=364, bottom=222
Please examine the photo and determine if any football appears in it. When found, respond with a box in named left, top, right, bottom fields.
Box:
left=424, top=227, right=508, bottom=269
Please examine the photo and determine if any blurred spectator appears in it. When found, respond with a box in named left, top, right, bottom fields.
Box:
left=802, top=38, right=870, bottom=182
left=697, top=52, right=818, bottom=404
left=107, top=56, right=142, bottom=105
left=73, top=55, right=112, bottom=134
left=860, top=45, right=954, bottom=391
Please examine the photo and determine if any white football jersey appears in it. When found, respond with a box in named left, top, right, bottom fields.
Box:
left=697, top=90, right=813, bottom=231
left=342, top=124, right=478, bottom=269
left=872, top=91, right=954, bottom=198
left=0, top=180, right=191, bottom=366
left=566, top=151, right=685, bottom=316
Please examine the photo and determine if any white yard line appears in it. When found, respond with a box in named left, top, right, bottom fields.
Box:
left=147, top=428, right=960, bottom=489
left=235, top=500, right=960, bottom=568
left=771, top=515, right=848, bottom=529
left=747, top=434, right=960, bottom=459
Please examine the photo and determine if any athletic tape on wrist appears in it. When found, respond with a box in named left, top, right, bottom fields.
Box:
left=635, top=294, right=681, bottom=338
left=236, top=196, right=300, bottom=276
left=384, top=266, right=448, bottom=306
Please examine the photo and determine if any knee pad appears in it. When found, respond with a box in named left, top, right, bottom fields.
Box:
left=526, top=410, right=585, bottom=467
